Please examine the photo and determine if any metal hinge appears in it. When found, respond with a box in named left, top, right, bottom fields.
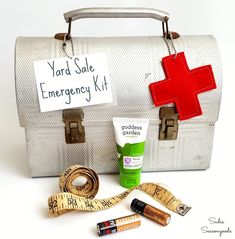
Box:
left=63, top=109, right=85, bottom=144
left=159, top=107, right=178, bottom=140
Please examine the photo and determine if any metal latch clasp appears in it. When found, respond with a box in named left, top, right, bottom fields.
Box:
left=159, top=107, right=178, bottom=140
left=63, top=109, right=85, bottom=144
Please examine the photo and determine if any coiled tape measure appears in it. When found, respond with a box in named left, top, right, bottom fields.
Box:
left=48, top=165, right=191, bottom=217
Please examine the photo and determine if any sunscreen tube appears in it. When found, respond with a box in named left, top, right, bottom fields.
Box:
left=113, top=117, right=149, bottom=189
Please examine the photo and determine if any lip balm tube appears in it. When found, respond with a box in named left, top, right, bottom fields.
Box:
left=113, top=117, right=149, bottom=189
left=97, top=213, right=141, bottom=236
left=131, top=198, right=171, bottom=226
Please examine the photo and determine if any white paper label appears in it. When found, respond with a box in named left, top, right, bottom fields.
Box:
left=34, top=53, right=113, bottom=112
left=123, top=156, right=143, bottom=169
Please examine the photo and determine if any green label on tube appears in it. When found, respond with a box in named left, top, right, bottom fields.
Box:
left=116, top=142, right=146, bottom=189
left=113, top=117, right=149, bottom=189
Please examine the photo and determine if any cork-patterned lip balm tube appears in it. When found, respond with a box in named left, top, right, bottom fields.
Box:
left=97, top=213, right=141, bottom=236
left=131, top=198, right=171, bottom=226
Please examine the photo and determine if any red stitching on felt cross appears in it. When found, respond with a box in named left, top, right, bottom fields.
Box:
left=149, top=52, right=217, bottom=120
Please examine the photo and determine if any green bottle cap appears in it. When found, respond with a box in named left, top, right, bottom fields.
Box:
left=120, top=172, right=141, bottom=189
left=117, top=142, right=145, bottom=189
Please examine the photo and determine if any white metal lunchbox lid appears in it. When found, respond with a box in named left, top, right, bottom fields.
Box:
left=15, top=35, right=222, bottom=128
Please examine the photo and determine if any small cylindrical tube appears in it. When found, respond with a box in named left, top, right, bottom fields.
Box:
left=97, top=213, right=141, bottom=236
left=131, top=198, right=171, bottom=226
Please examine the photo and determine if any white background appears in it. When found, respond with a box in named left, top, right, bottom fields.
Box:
left=0, top=0, right=235, bottom=238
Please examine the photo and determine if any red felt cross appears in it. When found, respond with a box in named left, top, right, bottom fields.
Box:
left=149, top=52, right=217, bottom=120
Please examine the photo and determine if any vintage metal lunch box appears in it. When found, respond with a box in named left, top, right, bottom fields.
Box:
left=15, top=8, right=222, bottom=177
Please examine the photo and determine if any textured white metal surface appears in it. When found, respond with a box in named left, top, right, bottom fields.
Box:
left=15, top=35, right=222, bottom=176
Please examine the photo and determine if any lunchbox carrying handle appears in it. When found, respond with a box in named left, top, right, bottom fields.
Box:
left=59, top=8, right=174, bottom=40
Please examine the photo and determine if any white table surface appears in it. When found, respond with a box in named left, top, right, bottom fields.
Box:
left=1, top=0, right=235, bottom=238
left=1, top=113, right=234, bottom=238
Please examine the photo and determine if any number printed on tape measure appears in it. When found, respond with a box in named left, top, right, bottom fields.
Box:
left=67, top=196, right=77, bottom=206
left=48, top=199, right=57, bottom=212
left=85, top=200, right=95, bottom=209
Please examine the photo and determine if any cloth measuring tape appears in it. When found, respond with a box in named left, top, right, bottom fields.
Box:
left=48, top=165, right=191, bottom=217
